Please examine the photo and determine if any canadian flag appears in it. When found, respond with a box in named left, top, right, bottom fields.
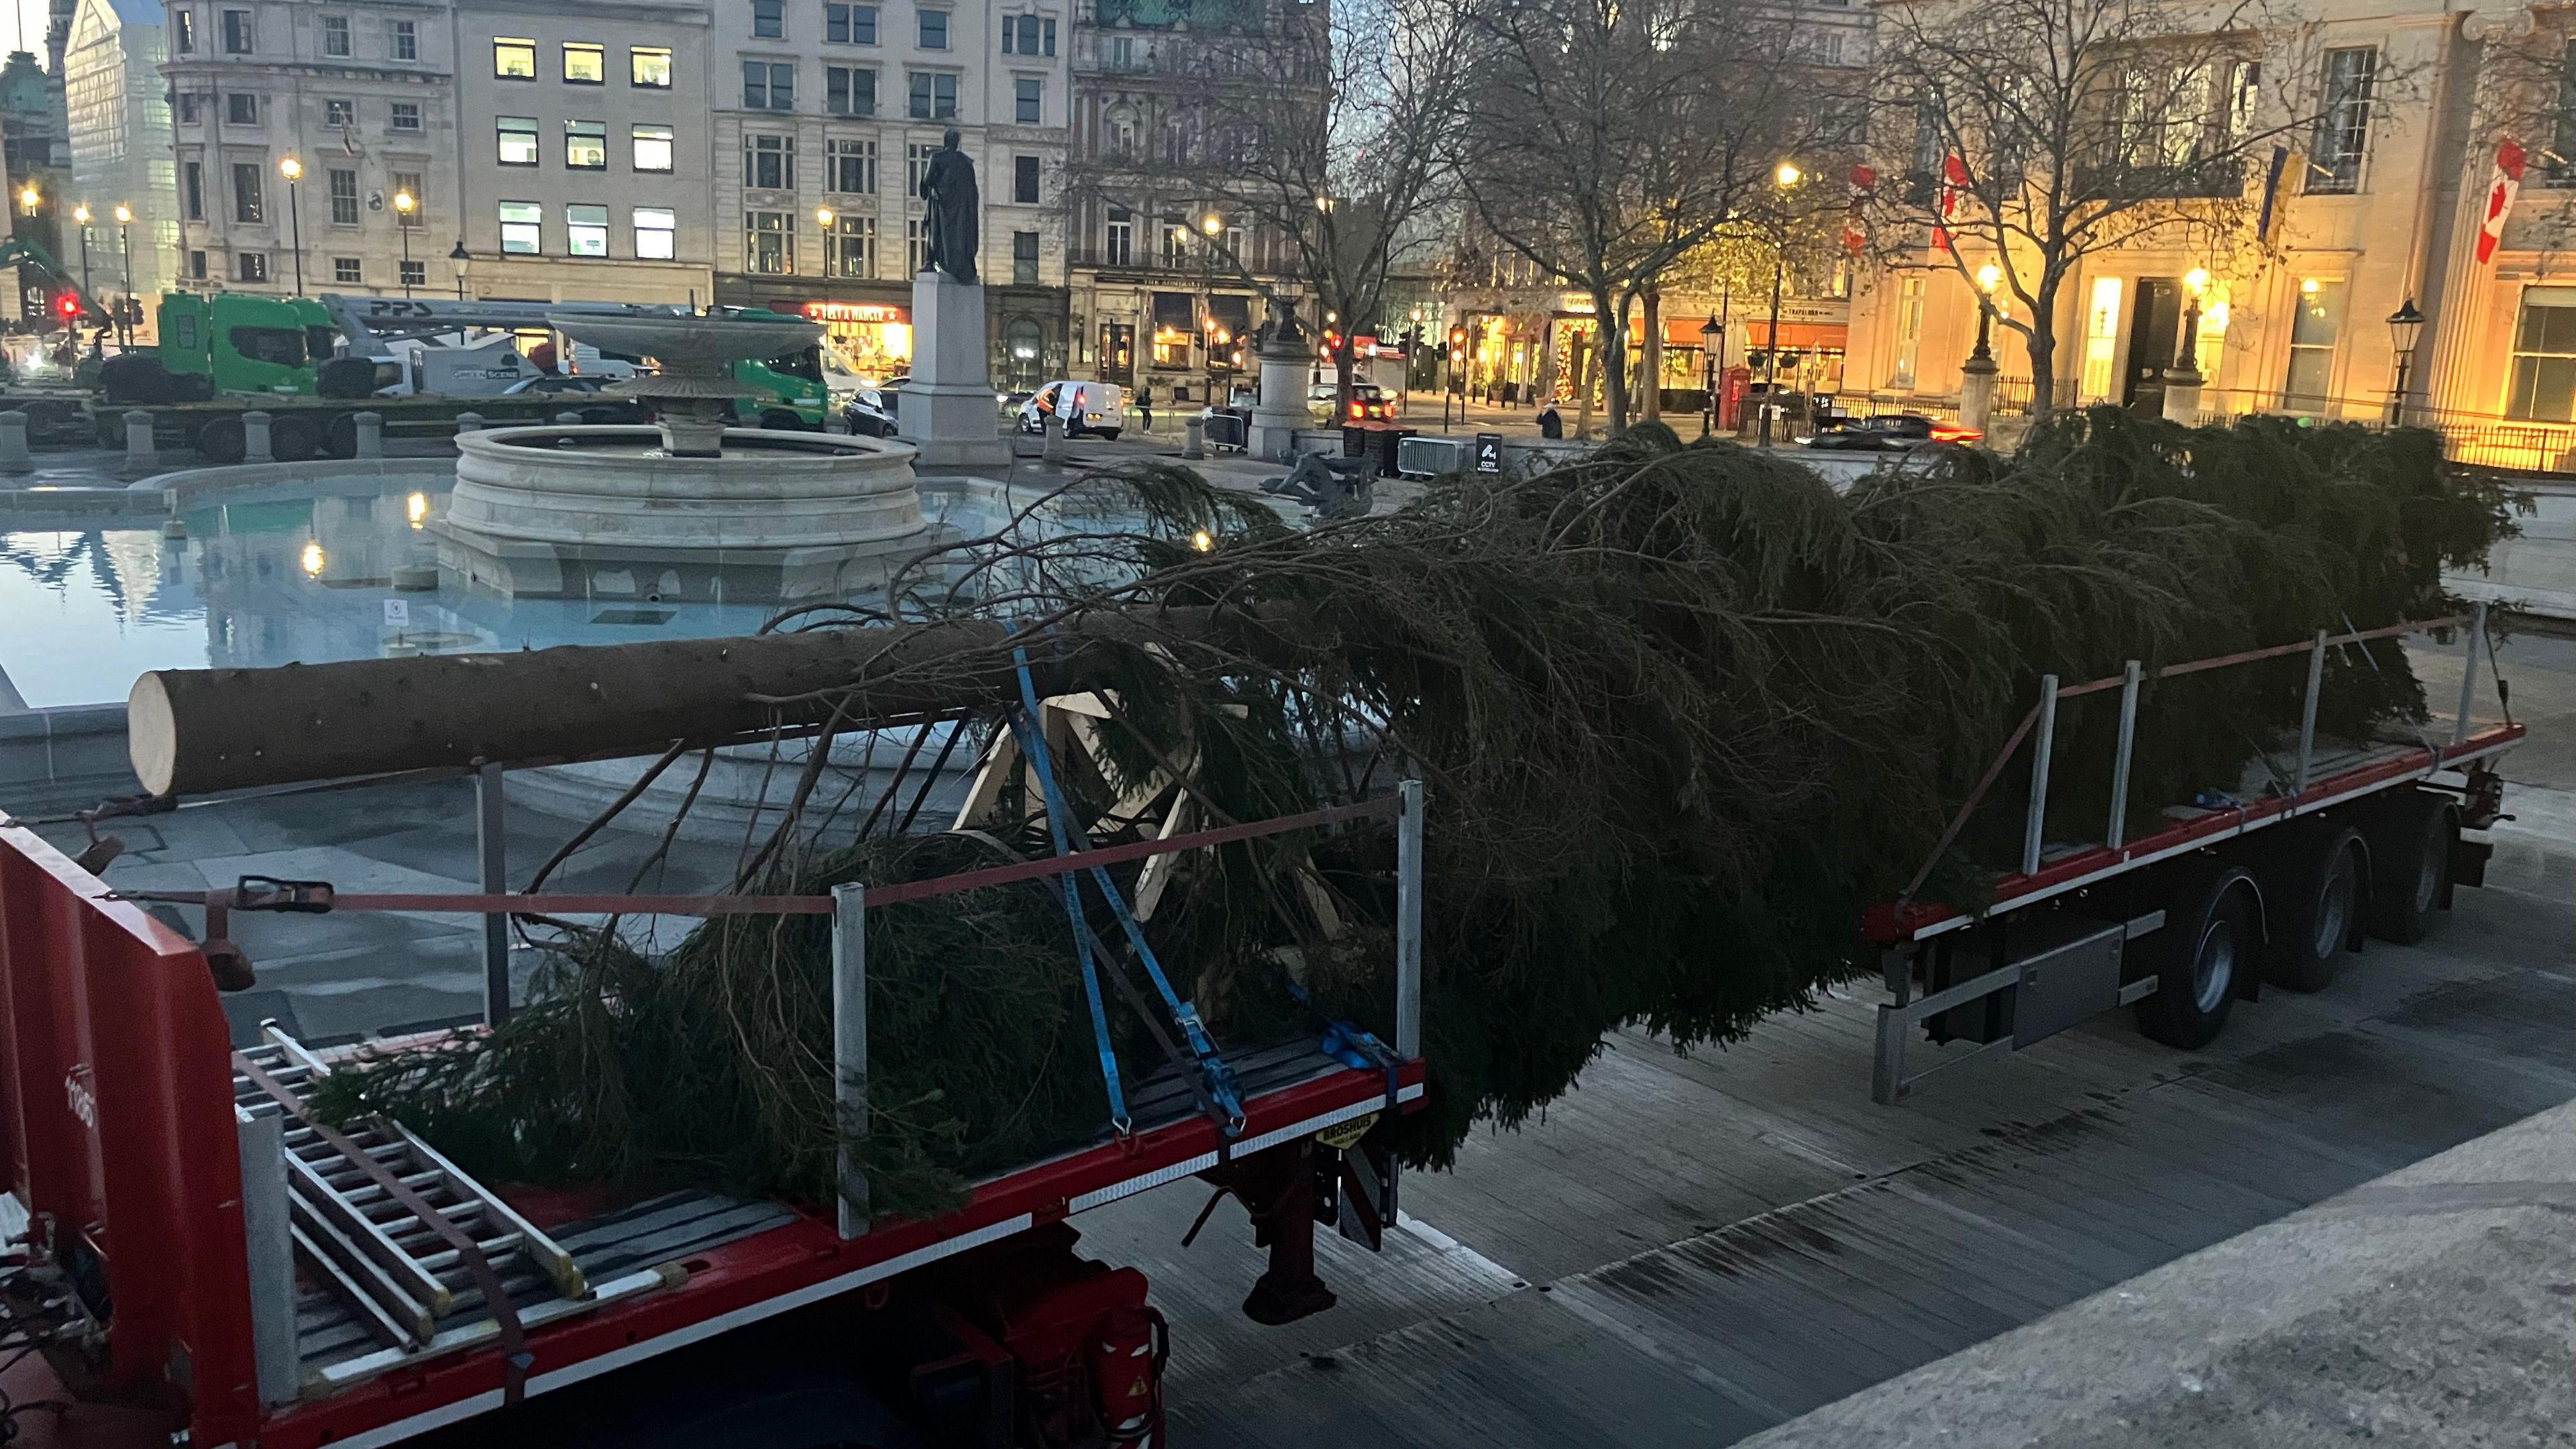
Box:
left=1931, top=154, right=1970, bottom=254
left=2476, top=138, right=2526, bottom=266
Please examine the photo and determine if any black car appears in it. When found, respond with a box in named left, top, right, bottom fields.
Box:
left=843, top=387, right=900, bottom=437
left=1801, top=413, right=1981, bottom=451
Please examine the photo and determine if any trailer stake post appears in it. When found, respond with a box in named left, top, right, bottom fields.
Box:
left=2021, top=676, right=2059, bottom=876
left=2454, top=600, right=2487, bottom=745
left=1395, top=778, right=1424, bottom=1061
left=476, top=763, right=509, bottom=1025
left=833, top=881, right=869, bottom=1239
left=2294, top=629, right=2328, bottom=802
left=2106, top=661, right=2141, bottom=851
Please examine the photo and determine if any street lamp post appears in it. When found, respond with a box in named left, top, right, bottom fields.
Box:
left=2159, top=267, right=2210, bottom=425
left=448, top=241, right=471, bottom=343
left=1444, top=324, right=1464, bottom=429
left=1758, top=161, right=1801, bottom=448
left=112, top=204, right=133, bottom=347
left=1960, top=263, right=2004, bottom=435
left=2386, top=298, right=2425, bottom=428
left=277, top=156, right=306, bottom=295
left=394, top=190, right=417, bottom=297
left=70, top=203, right=93, bottom=336
left=1699, top=314, right=1722, bottom=437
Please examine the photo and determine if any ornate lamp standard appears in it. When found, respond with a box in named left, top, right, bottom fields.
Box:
left=277, top=156, right=307, bottom=294
left=2386, top=298, right=2425, bottom=427
left=1757, top=161, right=1801, bottom=447
left=393, top=190, right=417, bottom=297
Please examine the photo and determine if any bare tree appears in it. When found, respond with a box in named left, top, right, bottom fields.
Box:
left=1452, top=0, right=1835, bottom=434
left=1866, top=0, right=2343, bottom=417
left=2467, top=14, right=2576, bottom=277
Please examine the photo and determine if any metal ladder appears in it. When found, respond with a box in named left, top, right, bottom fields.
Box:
left=232, top=1027, right=588, bottom=1351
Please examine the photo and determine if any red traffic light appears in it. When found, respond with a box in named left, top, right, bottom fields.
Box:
left=56, top=292, right=80, bottom=319
left=1447, top=327, right=1466, bottom=347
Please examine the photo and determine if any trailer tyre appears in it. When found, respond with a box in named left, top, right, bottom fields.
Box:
left=2267, top=825, right=2366, bottom=992
left=315, top=357, right=380, bottom=399
left=323, top=413, right=359, bottom=459
left=196, top=416, right=246, bottom=465
left=270, top=414, right=322, bottom=462
left=2135, top=870, right=2255, bottom=1051
left=2368, top=795, right=2455, bottom=946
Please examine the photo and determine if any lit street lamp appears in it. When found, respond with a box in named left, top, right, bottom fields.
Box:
left=1970, top=263, right=2002, bottom=363
left=70, top=203, right=94, bottom=341
left=1699, top=313, right=1723, bottom=437
left=278, top=156, right=307, bottom=295
left=113, top=203, right=134, bottom=347
left=2171, top=267, right=2209, bottom=378
left=2387, top=298, right=2425, bottom=427
left=393, top=189, right=417, bottom=297
left=15, top=183, right=36, bottom=215
left=1758, top=161, right=1801, bottom=448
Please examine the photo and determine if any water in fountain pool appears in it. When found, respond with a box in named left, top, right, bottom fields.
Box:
left=0, top=474, right=1147, bottom=710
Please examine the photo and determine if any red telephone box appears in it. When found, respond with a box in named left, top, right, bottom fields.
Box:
left=1717, top=366, right=1753, bottom=431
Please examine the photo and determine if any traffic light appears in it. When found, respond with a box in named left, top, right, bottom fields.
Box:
left=55, top=292, right=80, bottom=323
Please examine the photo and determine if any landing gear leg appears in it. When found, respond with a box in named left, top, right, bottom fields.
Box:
left=1230, top=1142, right=1336, bottom=1326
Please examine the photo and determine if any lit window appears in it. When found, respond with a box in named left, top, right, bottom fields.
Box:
left=2507, top=287, right=2576, bottom=421
left=498, top=116, right=539, bottom=166
left=494, top=37, right=537, bottom=79
left=635, top=206, right=677, bottom=259
left=567, top=203, right=609, bottom=256
left=566, top=120, right=608, bottom=170
left=826, top=214, right=873, bottom=277
left=633, top=123, right=675, bottom=172
left=172, top=11, right=194, bottom=52
left=631, top=47, right=672, bottom=87
left=564, top=42, right=604, bottom=84
left=499, top=200, right=543, bottom=253
left=745, top=210, right=791, bottom=273
left=2282, top=280, right=2345, bottom=411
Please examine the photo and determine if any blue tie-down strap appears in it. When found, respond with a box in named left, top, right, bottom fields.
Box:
left=1318, top=1018, right=1405, bottom=1124
left=1004, top=627, right=1246, bottom=1137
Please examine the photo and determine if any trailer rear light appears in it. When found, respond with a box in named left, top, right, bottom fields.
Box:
left=1931, top=423, right=1983, bottom=443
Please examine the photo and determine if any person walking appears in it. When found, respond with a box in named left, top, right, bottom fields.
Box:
left=1536, top=403, right=1563, bottom=439
left=1136, top=382, right=1155, bottom=434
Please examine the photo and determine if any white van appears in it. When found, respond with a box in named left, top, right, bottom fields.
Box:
left=1016, top=380, right=1126, bottom=440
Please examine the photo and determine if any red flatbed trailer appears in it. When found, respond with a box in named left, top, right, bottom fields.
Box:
left=0, top=789, right=1428, bottom=1449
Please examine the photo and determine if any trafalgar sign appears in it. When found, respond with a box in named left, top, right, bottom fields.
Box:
left=2476, top=138, right=2527, bottom=266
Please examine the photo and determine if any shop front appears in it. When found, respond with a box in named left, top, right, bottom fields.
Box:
left=715, top=274, right=1067, bottom=388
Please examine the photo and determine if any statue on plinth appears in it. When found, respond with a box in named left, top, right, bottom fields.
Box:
left=920, top=127, right=980, bottom=284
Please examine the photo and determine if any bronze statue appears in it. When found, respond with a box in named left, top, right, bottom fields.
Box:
left=920, top=127, right=979, bottom=283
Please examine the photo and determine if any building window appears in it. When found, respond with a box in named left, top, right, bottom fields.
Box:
left=226, top=93, right=258, bottom=125
left=1013, top=154, right=1039, bottom=204
left=333, top=256, right=362, bottom=283
left=2282, top=278, right=2345, bottom=410
left=390, top=101, right=420, bottom=131
left=2310, top=47, right=2376, bottom=195
left=495, top=36, right=537, bottom=79
left=827, top=3, right=877, bottom=44
left=1004, top=316, right=1043, bottom=388
left=566, top=120, right=608, bottom=170
left=743, top=61, right=794, bottom=109
left=567, top=203, right=610, bottom=256
left=908, top=70, right=956, bottom=119
left=2506, top=286, right=2576, bottom=419
left=221, top=9, right=252, bottom=53
left=182, top=162, right=204, bottom=219
left=826, top=214, right=873, bottom=276
left=323, top=97, right=354, bottom=127
left=907, top=217, right=927, bottom=273
left=1110, top=35, right=1136, bottom=71
left=919, top=8, right=948, bottom=48
left=564, top=42, right=604, bottom=84
left=745, top=210, right=791, bottom=272
left=1012, top=229, right=1038, bottom=284
left=745, top=133, right=795, bottom=190
left=328, top=167, right=359, bottom=223
left=499, top=201, right=543, bottom=253
left=392, top=171, right=423, bottom=225
left=1104, top=206, right=1132, bottom=266
left=752, top=0, right=784, bottom=38
left=1014, top=77, right=1041, bottom=124
left=391, top=19, right=417, bottom=59
left=1889, top=274, right=1924, bottom=389
left=172, top=11, right=194, bottom=52
left=235, top=252, right=269, bottom=282
left=633, top=123, right=675, bottom=172
left=1159, top=217, right=1187, bottom=269
left=907, top=141, right=934, bottom=195
left=177, top=92, right=201, bottom=123
left=635, top=206, right=677, bottom=259
left=827, top=137, right=878, bottom=193
left=632, top=47, right=673, bottom=87
left=400, top=259, right=425, bottom=287
left=828, top=66, right=876, bottom=116
left=1002, top=14, right=1054, bottom=55
left=189, top=250, right=209, bottom=280
left=498, top=116, right=539, bottom=166
left=231, top=162, right=264, bottom=222
left=321, top=14, right=350, bottom=56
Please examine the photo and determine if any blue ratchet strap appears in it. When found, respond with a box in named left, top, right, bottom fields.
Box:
left=1291, top=983, right=1407, bottom=1119
left=1005, top=629, right=1247, bottom=1136
left=995, top=629, right=1130, bottom=1135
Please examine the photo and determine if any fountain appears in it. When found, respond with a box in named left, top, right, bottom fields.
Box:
left=432, top=311, right=934, bottom=602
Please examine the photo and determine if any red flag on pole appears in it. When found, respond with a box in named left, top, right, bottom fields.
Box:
left=2476, top=138, right=2526, bottom=266
left=1932, top=154, right=1970, bottom=254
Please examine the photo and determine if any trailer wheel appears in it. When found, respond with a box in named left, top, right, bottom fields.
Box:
left=196, top=416, right=246, bottom=465
left=323, top=413, right=359, bottom=459
left=2368, top=794, right=2455, bottom=946
left=2135, top=869, right=2255, bottom=1050
left=2267, top=825, right=2366, bottom=992
left=270, top=414, right=322, bottom=462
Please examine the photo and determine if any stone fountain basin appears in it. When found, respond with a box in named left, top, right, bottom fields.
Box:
left=446, top=425, right=924, bottom=549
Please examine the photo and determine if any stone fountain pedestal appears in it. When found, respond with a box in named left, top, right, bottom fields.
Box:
left=898, top=272, right=1010, bottom=473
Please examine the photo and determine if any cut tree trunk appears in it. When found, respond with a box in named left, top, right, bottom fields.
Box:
left=127, top=606, right=1289, bottom=797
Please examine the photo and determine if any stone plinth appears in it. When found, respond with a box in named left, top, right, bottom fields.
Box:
left=1959, top=358, right=1999, bottom=436
left=1249, top=339, right=1309, bottom=463
left=898, top=272, right=1010, bottom=472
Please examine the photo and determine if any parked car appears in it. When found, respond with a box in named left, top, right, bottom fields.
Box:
left=500, top=373, right=648, bottom=423
left=1308, top=382, right=1394, bottom=422
left=1016, top=380, right=1126, bottom=439
left=843, top=386, right=900, bottom=437
left=1799, top=413, right=1982, bottom=451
